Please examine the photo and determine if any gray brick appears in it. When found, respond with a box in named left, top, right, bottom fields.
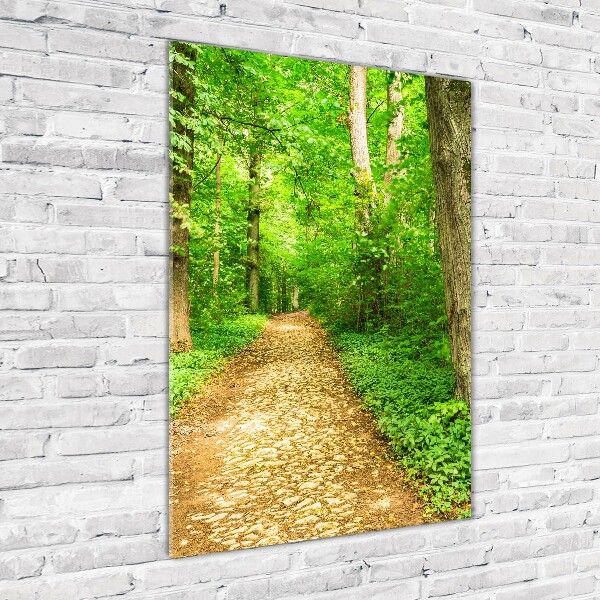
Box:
left=48, top=29, right=162, bottom=63
left=56, top=425, right=165, bottom=455
left=0, top=170, right=101, bottom=199
left=574, top=550, right=600, bottom=572
left=474, top=0, right=574, bottom=26
left=106, top=369, right=167, bottom=396
left=40, top=314, right=126, bottom=339
left=102, top=340, right=167, bottom=366
left=45, top=2, right=141, bottom=34
left=3, top=108, right=47, bottom=136
left=85, top=231, right=137, bottom=256
left=0, top=22, right=46, bottom=52
left=0, top=49, right=134, bottom=88
left=113, top=175, right=167, bottom=202
left=57, top=285, right=165, bottom=311
left=573, top=439, right=600, bottom=459
left=0, top=455, right=134, bottom=490
left=0, top=518, right=78, bottom=552
left=15, top=345, right=97, bottom=369
left=0, top=552, right=45, bottom=580
left=496, top=575, right=594, bottom=600
left=475, top=442, right=569, bottom=469
left=0, top=0, right=45, bottom=21
left=520, top=333, right=569, bottom=352
left=51, top=537, right=162, bottom=573
left=56, top=373, right=106, bottom=398
left=481, top=61, right=542, bottom=87
left=18, top=570, right=134, bottom=600
left=0, top=432, right=48, bottom=461
left=428, top=562, right=537, bottom=596
left=0, top=227, right=86, bottom=254
left=55, top=204, right=166, bottom=229
left=52, top=112, right=164, bottom=144
left=126, top=312, right=167, bottom=339
left=82, top=510, right=160, bottom=539
left=0, top=375, right=43, bottom=400
left=20, top=79, right=165, bottom=116
left=142, top=394, right=168, bottom=421
left=0, top=195, right=49, bottom=224
left=0, top=286, right=52, bottom=310
left=137, top=232, right=168, bottom=256
left=0, top=400, right=129, bottom=429
left=367, top=555, right=423, bottom=582
left=2, top=480, right=163, bottom=518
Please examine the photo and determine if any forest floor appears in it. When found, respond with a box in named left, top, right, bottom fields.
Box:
left=169, top=311, right=428, bottom=556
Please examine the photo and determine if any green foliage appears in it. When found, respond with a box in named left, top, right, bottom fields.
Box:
left=334, top=328, right=471, bottom=518
left=169, top=44, right=470, bottom=518
left=169, top=315, right=267, bottom=417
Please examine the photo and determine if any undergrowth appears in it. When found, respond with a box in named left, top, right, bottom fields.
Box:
left=333, top=328, right=471, bottom=519
left=169, top=314, right=268, bottom=417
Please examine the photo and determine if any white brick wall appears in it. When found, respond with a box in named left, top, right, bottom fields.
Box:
left=1, top=0, right=599, bottom=598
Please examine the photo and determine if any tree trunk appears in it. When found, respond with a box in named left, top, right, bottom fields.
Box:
left=281, top=262, right=287, bottom=313
left=291, top=285, right=299, bottom=311
left=212, top=154, right=222, bottom=288
left=348, top=65, right=380, bottom=327
left=384, top=71, right=404, bottom=190
left=348, top=65, right=377, bottom=229
left=169, top=42, right=195, bottom=353
left=425, top=76, right=472, bottom=404
left=246, top=152, right=261, bottom=313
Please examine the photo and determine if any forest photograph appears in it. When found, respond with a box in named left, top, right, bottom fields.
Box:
left=168, top=42, right=472, bottom=558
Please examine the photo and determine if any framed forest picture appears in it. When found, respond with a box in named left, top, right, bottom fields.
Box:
left=168, top=42, right=472, bottom=558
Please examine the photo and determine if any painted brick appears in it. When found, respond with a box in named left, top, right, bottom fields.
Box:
left=47, top=29, right=163, bottom=64
left=0, top=400, right=129, bottom=429
left=0, top=375, right=43, bottom=400
left=0, top=49, right=134, bottom=88
left=56, top=425, right=165, bottom=455
left=0, top=455, right=134, bottom=490
left=1, top=2, right=599, bottom=600
left=0, top=286, right=52, bottom=310
left=0, top=432, right=49, bottom=461
left=19, top=79, right=165, bottom=116
left=15, top=345, right=97, bottom=369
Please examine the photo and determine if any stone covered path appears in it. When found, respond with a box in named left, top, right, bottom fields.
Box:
left=169, top=312, right=426, bottom=557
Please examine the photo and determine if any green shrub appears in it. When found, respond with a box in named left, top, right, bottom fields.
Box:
left=169, top=314, right=267, bottom=417
left=333, top=329, right=471, bottom=518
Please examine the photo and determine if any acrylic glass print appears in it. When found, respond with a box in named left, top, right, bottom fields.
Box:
left=168, top=42, right=472, bottom=557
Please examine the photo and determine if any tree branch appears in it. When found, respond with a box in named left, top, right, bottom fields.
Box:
left=193, top=155, right=222, bottom=189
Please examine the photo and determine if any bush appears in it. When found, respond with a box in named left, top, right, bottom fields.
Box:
left=333, top=328, right=471, bottom=518
left=169, top=314, right=268, bottom=417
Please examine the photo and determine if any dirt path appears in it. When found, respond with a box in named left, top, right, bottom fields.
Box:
left=169, top=311, right=426, bottom=556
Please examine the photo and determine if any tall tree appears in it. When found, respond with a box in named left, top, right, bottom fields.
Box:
left=169, top=42, right=196, bottom=352
left=212, top=152, right=222, bottom=288
left=384, top=71, right=404, bottom=190
left=425, top=76, right=471, bottom=403
left=348, top=65, right=377, bottom=229
left=246, top=150, right=261, bottom=313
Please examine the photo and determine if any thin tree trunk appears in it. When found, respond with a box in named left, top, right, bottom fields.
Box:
left=212, top=154, right=222, bottom=288
left=384, top=71, right=404, bottom=191
left=169, top=42, right=195, bottom=353
left=378, top=71, right=405, bottom=319
left=246, top=151, right=261, bottom=313
left=425, top=76, right=472, bottom=404
left=281, top=262, right=287, bottom=313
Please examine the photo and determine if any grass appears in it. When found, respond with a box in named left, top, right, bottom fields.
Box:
left=332, top=328, right=471, bottom=519
left=169, top=314, right=268, bottom=417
